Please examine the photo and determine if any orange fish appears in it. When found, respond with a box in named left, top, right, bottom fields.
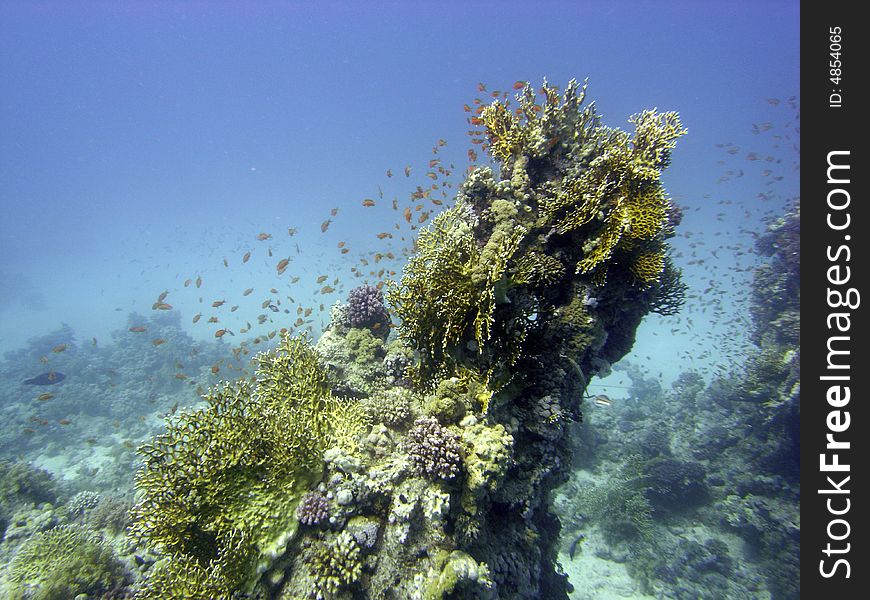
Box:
left=129, top=326, right=147, bottom=333
left=58, top=419, right=72, bottom=425
left=37, top=392, right=54, bottom=401
left=377, top=232, right=392, bottom=239
left=52, top=344, right=68, bottom=353
left=418, top=211, right=430, bottom=224
left=215, top=329, right=234, bottom=338
left=478, top=82, right=487, bottom=92
left=152, top=338, right=166, bottom=346
left=212, top=300, right=226, bottom=308
left=256, top=232, right=272, bottom=241
left=242, top=251, right=251, bottom=263
left=211, top=365, right=221, bottom=374
left=276, top=258, right=290, bottom=273
left=403, top=207, right=412, bottom=223
left=317, top=275, right=328, bottom=283
left=362, top=199, right=376, bottom=207
left=321, top=219, right=332, bottom=232
left=158, top=290, right=169, bottom=302
left=320, top=285, right=335, bottom=294
left=152, top=302, right=173, bottom=311
left=463, top=104, right=472, bottom=112
left=513, top=80, right=526, bottom=90
left=208, top=317, right=219, bottom=323
left=192, top=313, right=202, bottom=323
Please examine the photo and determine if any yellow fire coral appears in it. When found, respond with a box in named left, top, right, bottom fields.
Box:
left=130, top=333, right=367, bottom=598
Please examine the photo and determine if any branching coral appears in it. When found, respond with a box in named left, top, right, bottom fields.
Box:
left=10, top=524, right=127, bottom=599
left=305, top=531, right=363, bottom=599
left=130, top=333, right=367, bottom=597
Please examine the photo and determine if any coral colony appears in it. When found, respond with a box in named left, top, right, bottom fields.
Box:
left=121, top=79, right=687, bottom=599
left=6, top=79, right=695, bottom=599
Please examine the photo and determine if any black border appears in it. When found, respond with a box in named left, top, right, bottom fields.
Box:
left=802, top=2, right=867, bottom=596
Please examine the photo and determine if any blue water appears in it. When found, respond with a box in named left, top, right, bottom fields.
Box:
left=0, top=2, right=800, bottom=596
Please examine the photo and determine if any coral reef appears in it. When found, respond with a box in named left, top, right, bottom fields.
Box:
left=122, top=79, right=685, bottom=599
left=8, top=523, right=128, bottom=599
left=129, top=334, right=368, bottom=597
left=553, top=202, right=801, bottom=600
left=404, top=416, right=464, bottom=481
left=346, top=284, right=392, bottom=334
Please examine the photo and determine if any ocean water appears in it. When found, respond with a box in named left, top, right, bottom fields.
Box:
left=0, top=2, right=799, bottom=598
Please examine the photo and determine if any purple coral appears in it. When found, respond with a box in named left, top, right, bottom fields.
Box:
left=297, top=490, right=330, bottom=526
left=346, top=285, right=390, bottom=331
left=405, top=416, right=463, bottom=481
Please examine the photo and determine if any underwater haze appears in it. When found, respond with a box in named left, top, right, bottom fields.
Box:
left=0, top=2, right=800, bottom=599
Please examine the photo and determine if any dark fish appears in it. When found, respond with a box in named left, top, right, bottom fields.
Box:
left=568, top=533, right=585, bottom=559
left=23, top=372, right=66, bottom=385
left=268, top=304, right=280, bottom=313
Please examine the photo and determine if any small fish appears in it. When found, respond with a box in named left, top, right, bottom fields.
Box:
left=568, top=533, right=585, bottom=559
left=37, top=392, right=55, bottom=401
left=184, top=278, right=192, bottom=287
left=152, top=302, right=173, bottom=310
left=317, top=275, right=328, bottom=284
left=52, top=344, right=68, bottom=353
left=593, top=394, right=612, bottom=407
left=321, top=219, right=332, bottom=232
left=403, top=207, right=412, bottom=223
left=196, top=276, right=202, bottom=288
left=404, top=165, right=411, bottom=177
left=331, top=207, right=339, bottom=217
left=268, top=304, right=280, bottom=313
left=242, top=251, right=251, bottom=263
left=223, top=257, right=229, bottom=267
left=129, top=326, right=147, bottom=333
left=243, top=288, right=254, bottom=296
left=377, top=232, right=392, bottom=239
left=287, top=227, right=297, bottom=236
left=256, top=232, right=272, bottom=241
left=58, top=418, right=72, bottom=426
left=192, top=313, right=202, bottom=323
left=215, top=329, right=234, bottom=338
left=513, top=80, right=526, bottom=90
left=276, top=258, right=290, bottom=273
left=158, top=290, right=169, bottom=302
left=152, top=338, right=167, bottom=346
left=212, top=300, right=226, bottom=308
left=362, top=199, right=376, bottom=207
left=320, top=285, right=335, bottom=294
